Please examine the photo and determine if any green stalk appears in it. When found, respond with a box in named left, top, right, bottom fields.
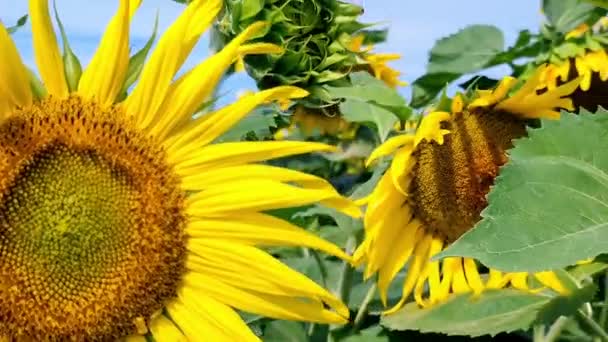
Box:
left=352, top=283, right=377, bottom=333
left=600, top=272, right=608, bottom=328
left=544, top=317, right=571, bottom=342
left=577, top=310, right=608, bottom=341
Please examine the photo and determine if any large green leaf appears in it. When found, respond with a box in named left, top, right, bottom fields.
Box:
left=381, top=290, right=550, bottom=337
left=439, top=111, right=608, bottom=272
left=427, top=25, right=504, bottom=74
left=543, top=0, right=597, bottom=33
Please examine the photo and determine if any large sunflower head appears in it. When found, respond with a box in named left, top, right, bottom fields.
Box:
left=353, top=65, right=580, bottom=313
left=0, top=0, right=361, bottom=340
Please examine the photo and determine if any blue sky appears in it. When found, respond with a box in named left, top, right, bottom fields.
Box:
left=2, top=0, right=542, bottom=102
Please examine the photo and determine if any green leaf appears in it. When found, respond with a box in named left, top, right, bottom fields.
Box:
left=382, top=290, right=550, bottom=337
left=241, top=0, right=265, bottom=20
left=262, top=321, right=309, bottom=342
left=325, top=72, right=407, bottom=107
left=339, top=99, right=399, bottom=141
left=543, top=0, right=597, bottom=33
left=341, top=326, right=389, bottom=342
left=410, top=72, right=460, bottom=108
left=536, top=284, right=597, bottom=324
left=428, top=25, right=504, bottom=74
left=439, top=111, right=608, bottom=272
left=569, top=261, right=608, bottom=281
left=7, top=15, right=28, bottom=34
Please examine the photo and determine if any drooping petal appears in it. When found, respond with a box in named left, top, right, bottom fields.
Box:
left=29, top=0, right=68, bottom=97
left=186, top=179, right=359, bottom=218
left=186, top=212, right=349, bottom=260
left=166, top=298, right=232, bottom=341
left=171, top=141, right=335, bottom=171
left=184, top=272, right=347, bottom=324
left=186, top=240, right=349, bottom=322
left=177, top=287, right=260, bottom=341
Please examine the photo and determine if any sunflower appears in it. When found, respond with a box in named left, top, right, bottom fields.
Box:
left=537, top=49, right=608, bottom=112
left=353, top=65, right=580, bottom=313
left=0, top=0, right=361, bottom=340
left=349, top=35, right=406, bottom=89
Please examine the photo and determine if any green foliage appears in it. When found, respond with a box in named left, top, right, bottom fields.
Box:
left=322, top=72, right=412, bottom=140
left=440, top=111, right=608, bottom=272
left=543, top=0, right=598, bottom=33
left=6, top=15, right=28, bottom=34
left=382, top=290, right=551, bottom=337
left=410, top=25, right=507, bottom=107
left=214, top=0, right=370, bottom=103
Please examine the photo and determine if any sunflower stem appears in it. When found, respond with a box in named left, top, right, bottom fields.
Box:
left=352, top=283, right=377, bottom=333
left=310, top=249, right=328, bottom=288
left=600, top=272, right=608, bottom=328
left=533, top=324, right=545, bottom=342
left=576, top=310, right=608, bottom=341
left=544, top=316, right=570, bottom=342
left=336, top=236, right=357, bottom=305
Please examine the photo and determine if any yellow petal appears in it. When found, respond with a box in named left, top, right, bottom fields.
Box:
left=171, top=140, right=335, bottom=171
left=384, top=232, right=432, bottom=314
left=414, top=111, right=451, bottom=146
left=364, top=200, right=413, bottom=279
left=0, top=24, right=33, bottom=110
left=186, top=179, right=358, bottom=217
left=149, top=314, right=187, bottom=342
left=29, top=0, right=68, bottom=97
left=177, top=287, right=260, bottom=341
left=166, top=298, right=230, bottom=341
left=365, top=134, right=414, bottom=167
left=463, top=258, right=484, bottom=294
left=184, top=272, right=348, bottom=324
left=147, top=22, right=272, bottom=138
left=451, top=258, right=471, bottom=294
left=534, top=271, right=569, bottom=294
left=166, top=86, right=308, bottom=154
left=186, top=240, right=349, bottom=321
left=78, top=0, right=141, bottom=106
left=377, top=222, right=422, bottom=304
left=186, top=212, right=350, bottom=260
left=124, top=0, right=221, bottom=125
left=426, top=237, right=444, bottom=304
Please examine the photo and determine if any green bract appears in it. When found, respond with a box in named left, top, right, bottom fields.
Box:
left=213, top=0, right=379, bottom=107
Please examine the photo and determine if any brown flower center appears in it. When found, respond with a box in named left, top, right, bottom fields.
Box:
left=409, top=110, right=526, bottom=243
left=0, top=96, right=186, bottom=339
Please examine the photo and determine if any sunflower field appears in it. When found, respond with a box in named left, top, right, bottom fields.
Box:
left=1, top=0, right=608, bottom=340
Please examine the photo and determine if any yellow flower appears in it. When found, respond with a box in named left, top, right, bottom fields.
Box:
left=349, top=35, right=406, bottom=88
left=537, top=50, right=608, bottom=111
left=0, top=0, right=361, bottom=340
left=353, top=66, right=580, bottom=314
